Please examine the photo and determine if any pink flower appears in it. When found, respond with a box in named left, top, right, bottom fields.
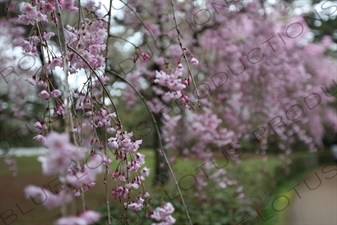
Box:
left=42, top=3, right=54, bottom=13
left=109, top=112, right=116, bottom=118
left=80, top=210, right=101, bottom=224
left=33, top=134, right=46, bottom=142
left=108, top=139, right=118, bottom=149
left=183, top=78, right=190, bottom=86
left=4, top=156, right=17, bottom=177
left=34, top=121, right=47, bottom=131
left=54, top=216, right=86, bottom=225
left=236, top=186, right=243, bottom=192
left=141, top=52, right=150, bottom=61
left=39, top=90, right=50, bottom=100
left=18, top=3, right=48, bottom=25
left=107, top=127, right=116, bottom=133
left=43, top=32, right=55, bottom=41
left=117, top=174, right=126, bottom=181
left=47, top=57, right=63, bottom=70
left=62, top=0, right=79, bottom=12
left=112, top=170, right=120, bottom=178
left=102, top=156, right=112, bottom=165
left=38, top=132, right=85, bottom=175
left=237, top=193, right=245, bottom=199
left=111, top=186, right=129, bottom=199
left=20, top=3, right=35, bottom=15
left=124, top=202, right=143, bottom=212
left=37, top=80, right=47, bottom=88
left=83, top=182, right=96, bottom=191
left=125, top=182, right=139, bottom=190
left=151, top=202, right=176, bottom=224
left=154, top=70, right=186, bottom=92
left=140, top=167, right=150, bottom=178
left=61, top=160, right=101, bottom=187
left=127, top=154, right=145, bottom=172
left=101, top=75, right=109, bottom=85
left=24, top=185, right=72, bottom=210
left=180, top=94, right=189, bottom=104
left=55, top=104, right=65, bottom=116
left=51, top=89, right=62, bottom=98
left=12, top=39, right=33, bottom=52
left=162, top=202, right=175, bottom=214
left=36, top=12, right=48, bottom=23
left=190, top=57, right=199, bottom=66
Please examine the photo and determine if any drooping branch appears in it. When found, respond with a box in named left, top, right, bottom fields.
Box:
left=66, top=45, right=123, bottom=129
left=106, top=69, right=193, bottom=225
left=54, top=0, right=72, bottom=216
left=171, top=0, right=201, bottom=108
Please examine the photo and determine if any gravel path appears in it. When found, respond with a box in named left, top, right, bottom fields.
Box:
left=286, top=164, right=337, bottom=225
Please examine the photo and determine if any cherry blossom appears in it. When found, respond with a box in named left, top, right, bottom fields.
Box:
left=190, top=57, right=199, bottom=66
left=141, top=52, right=151, bottom=61
left=80, top=210, right=101, bottom=224
left=24, top=185, right=73, bottom=210
left=154, top=68, right=186, bottom=92
left=38, top=132, right=85, bottom=175
left=54, top=210, right=100, bottom=225
left=140, top=167, right=150, bottom=178
left=38, top=90, right=50, bottom=100
left=151, top=202, right=176, bottom=225
left=3, top=156, right=17, bottom=177
left=18, top=3, right=48, bottom=25
left=47, top=57, right=63, bottom=70
left=51, top=89, right=62, bottom=98
left=34, top=121, right=47, bottom=131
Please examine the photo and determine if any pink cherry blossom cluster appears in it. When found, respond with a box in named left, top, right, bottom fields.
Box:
left=26, top=79, right=63, bottom=118
left=59, top=152, right=105, bottom=195
left=123, top=193, right=145, bottom=212
left=150, top=202, right=176, bottom=225
left=12, top=0, right=78, bottom=56
left=38, top=89, right=62, bottom=100
left=0, top=20, right=41, bottom=119
left=54, top=210, right=100, bottom=225
left=33, top=121, right=47, bottom=134
left=153, top=63, right=197, bottom=109
left=17, top=2, right=48, bottom=25
left=36, top=132, right=83, bottom=175
left=154, top=66, right=186, bottom=93
left=24, top=185, right=73, bottom=210
left=37, top=132, right=105, bottom=193
left=3, top=156, right=17, bottom=177
left=65, top=19, right=107, bottom=73
left=86, top=109, right=116, bottom=129
left=107, top=130, right=151, bottom=215
left=58, top=82, right=153, bottom=218
left=25, top=131, right=105, bottom=221
left=17, top=0, right=78, bottom=25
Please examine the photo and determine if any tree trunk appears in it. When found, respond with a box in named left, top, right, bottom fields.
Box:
left=152, top=113, right=170, bottom=186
